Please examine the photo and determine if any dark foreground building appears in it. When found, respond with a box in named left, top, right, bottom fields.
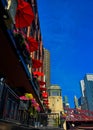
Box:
left=0, top=0, right=49, bottom=126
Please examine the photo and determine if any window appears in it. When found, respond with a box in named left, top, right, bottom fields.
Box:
left=52, top=91, right=59, bottom=96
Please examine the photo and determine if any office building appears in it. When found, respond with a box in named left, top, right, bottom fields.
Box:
left=63, top=96, right=70, bottom=108
left=83, top=74, right=93, bottom=111
left=80, top=74, right=93, bottom=111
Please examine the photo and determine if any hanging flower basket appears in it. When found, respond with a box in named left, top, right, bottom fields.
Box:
left=14, top=31, right=31, bottom=64
left=14, top=31, right=25, bottom=47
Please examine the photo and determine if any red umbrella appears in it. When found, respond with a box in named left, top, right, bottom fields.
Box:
left=42, top=92, right=48, bottom=98
left=15, top=0, right=34, bottom=28
left=39, top=81, right=46, bottom=86
left=43, top=99, right=48, bottom=101
left=40, top=87, right=47, bottom=91
left=27, top=37, right=38, bottom=52
left=32, top=59, right=42, bottom=68
left=43, top=101, right=49, bottom=104
left=33, top=71, right=44, bottom=77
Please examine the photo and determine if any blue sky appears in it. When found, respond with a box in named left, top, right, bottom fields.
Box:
left=37, top=0, right=93, bottom=107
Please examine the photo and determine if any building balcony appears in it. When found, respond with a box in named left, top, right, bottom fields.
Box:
left=0, top=1, right=44, bottom=112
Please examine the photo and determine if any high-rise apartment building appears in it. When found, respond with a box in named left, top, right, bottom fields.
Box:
left=43, top=48, right=50, bottom=88
left=80, top=74, right=93, bottom=111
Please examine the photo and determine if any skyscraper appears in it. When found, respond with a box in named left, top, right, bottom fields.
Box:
left=80, top=80, right=85, bottom=97
left=63, top=96, right=70, bottom=108
left=80, top=74, right=93, bottom=111
left=74, top=96, right=79, bottom=108
left=80, top=79, right=87, bottom=110
left=83, top=74, right=93, bottom=111
left=43, top=48, right=50, bottom=88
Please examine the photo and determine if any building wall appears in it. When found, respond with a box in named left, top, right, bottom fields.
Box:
left=49, top=96, right=63, bottom=113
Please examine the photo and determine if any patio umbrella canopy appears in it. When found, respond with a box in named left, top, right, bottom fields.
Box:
left=42, top=92, right=48, bottom=98
left=15, top=0, right=34, bottom=28
left=40, top=87, right=47, bottom=91
left=39, top=81, right=46, bottom=86
left=43, top=101, right=49, bottom=104
left=33, top=71, right=44, bottom=76
left=32, top=59, right=42, bottom=68
left=27, top=37, right=38, bottom=52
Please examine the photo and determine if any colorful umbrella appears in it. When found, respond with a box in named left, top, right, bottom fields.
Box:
left=40, top=87, right=47, bottom=91
left=42, top=92, right=48, bottom=98
left=33, top=71, right=44, bottom=76
left=39, top=81, right=46, bottom=86
left=15, top=0, right=34, bottom=28
left=27, top=37, right=38, bottom=52
left=43, top=101, right=49, bottom=104
left=32, top=59, right=42, bottom=68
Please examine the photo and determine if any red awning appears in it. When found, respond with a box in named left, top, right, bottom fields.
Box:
left=40, top=87, right=47, bottom=91
left=27, top=37, right=38, bottom=52
left=15, top=0, right=34, bottom=28
left=42, top=92, right=48, bottom=98
left=32, top=59, right=42, bottom=68
left=33, top=71, right=44, bottom=76
left=39, top=81, right=46, bottom=86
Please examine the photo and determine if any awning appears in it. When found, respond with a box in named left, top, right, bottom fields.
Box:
left=27, top=37, right=38, bottom=52
left=40, top=87, right=47, bottom=91
left=15, top=0, right=34, bottom=28
left=33, top=71, right=44, bottom=76
left=32, top=59, right=42, bottom=68
left=39, top=81, right=46, bottom=86
left=42, top=92, right=48, bottom=98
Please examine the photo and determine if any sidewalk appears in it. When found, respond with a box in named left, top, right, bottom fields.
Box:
left=0, top=122, right=64, bottom=130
